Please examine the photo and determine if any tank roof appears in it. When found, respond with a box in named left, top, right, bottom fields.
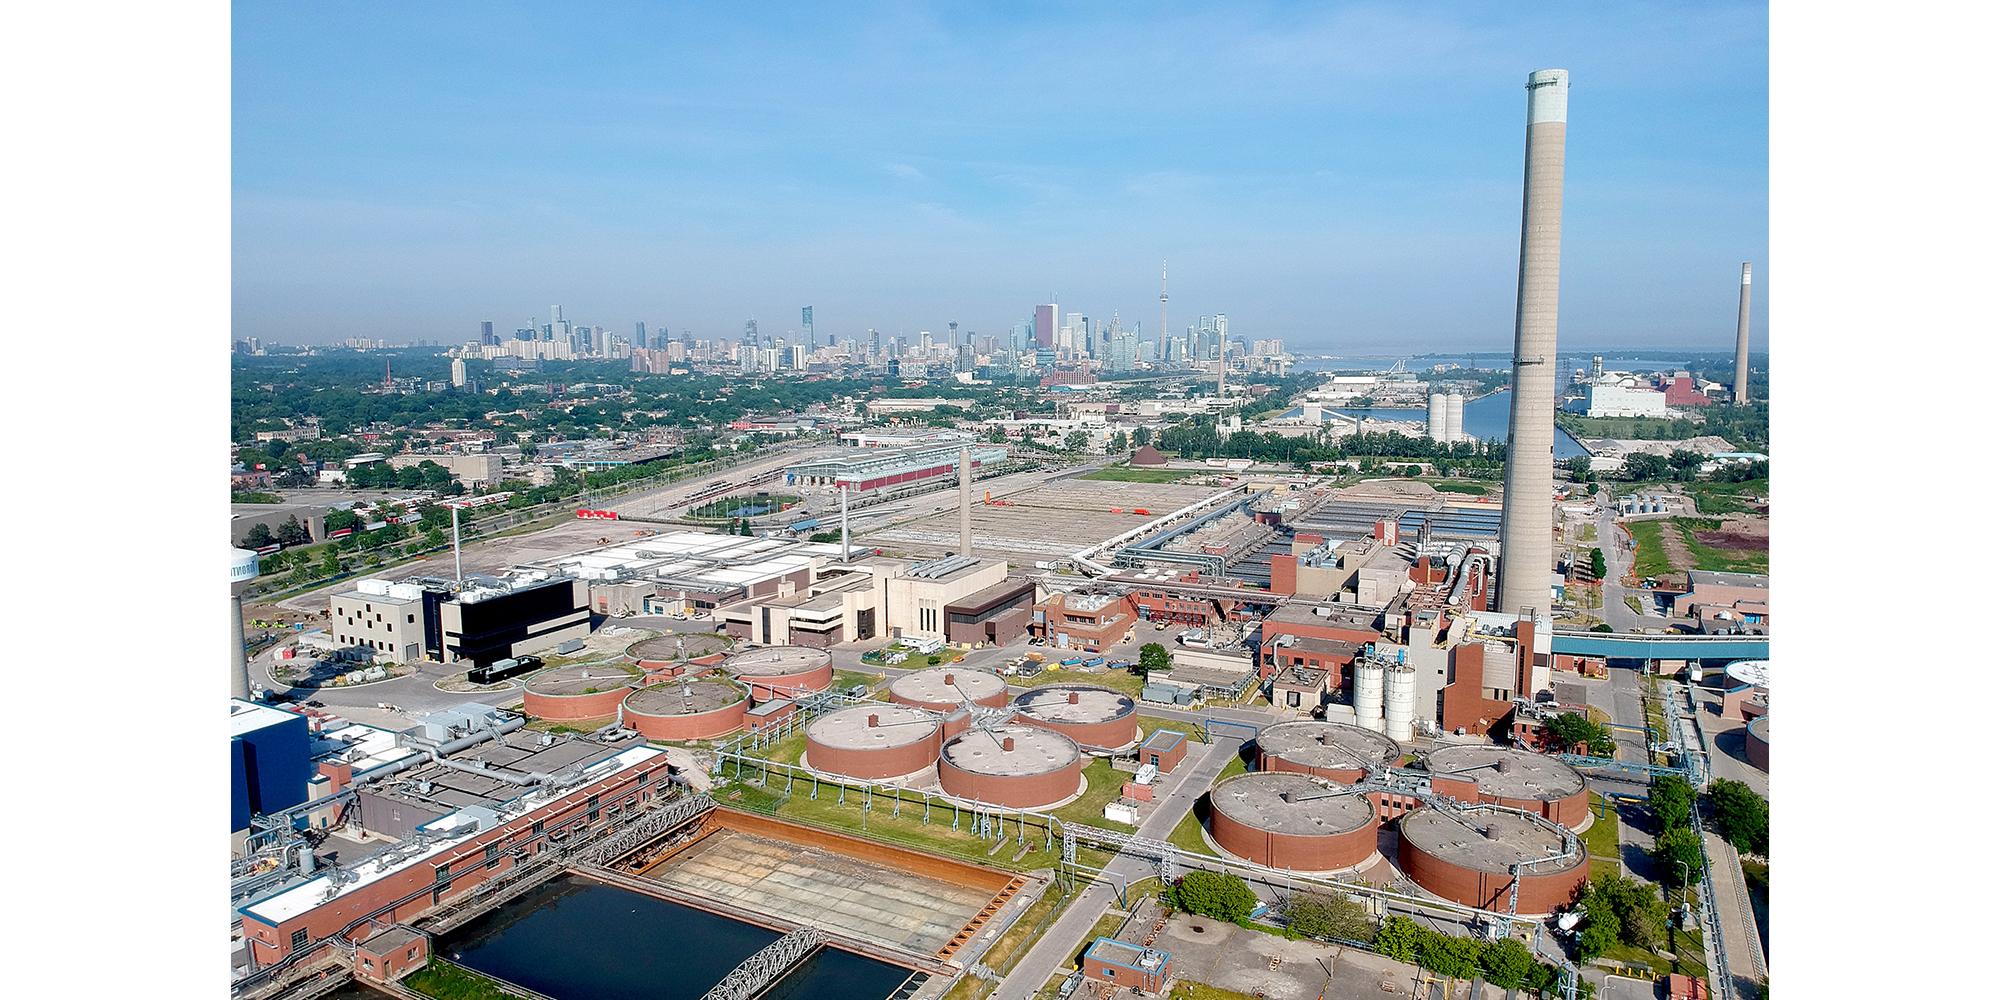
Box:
left=624, top=677, right=746, bottom=716
left=723, top=645, right=832, bottom=676
left=1400, top=806, right=1581, bottom=875
left=942, top=725, right=1079, bottom=776
left=1013, top=685, right=1135, bottom=724
left=890, top=667, right=1007, bottom=705
left=627, top=633, right=731, bottom=661
left=1424, top=745, right=1585, bottom=801
left=807, top=704, right=939, bottom=751
left=1211, top=773, right=1376, bottom=837
left=524, top=663, right=641, bottom=697
left=1260, top=721, right=1402, bottom=773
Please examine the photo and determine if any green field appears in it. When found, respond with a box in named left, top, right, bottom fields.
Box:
left=1626, top=521, right=1675, bottom=579
left=1630, top=478, right=1769, bottom=516
left=1629, top=517, right=1767, bottom=577
left=403, top=961, right=519, bottom=1000
left=1427, top=480, right=1489, bottom=496
left=1050, top=759, right=1139, bottom=830
left=1582, top=793, right=1622, bottom=862
left=1078, top=467, right=1194, bottom=483
left=1016, top=665, right=1147, bottom=698
left=715, top=778, right=1069, bottom=872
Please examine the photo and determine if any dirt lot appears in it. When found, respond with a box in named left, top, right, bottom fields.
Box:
left=1693, top=515, right=1769, bottom=552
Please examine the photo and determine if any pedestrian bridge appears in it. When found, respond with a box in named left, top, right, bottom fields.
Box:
left=1551, top=630, right=1768, bottom=662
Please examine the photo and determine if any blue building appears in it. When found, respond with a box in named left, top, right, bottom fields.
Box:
left=230, top=699, right=312, bottom=835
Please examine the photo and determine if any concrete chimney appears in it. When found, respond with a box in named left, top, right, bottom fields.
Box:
left=839, top=484, right=851, bottom=562
left=1733, top=262, right=1753, bottom=403
left=1498, top=68, right=1569, bottom=620
left=230, top=593, right=252, bottom=700
left=957, top=444, right=973, bottom=557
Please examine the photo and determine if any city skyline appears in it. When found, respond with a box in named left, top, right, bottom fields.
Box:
left=233, top=3, right=1768, bottom=350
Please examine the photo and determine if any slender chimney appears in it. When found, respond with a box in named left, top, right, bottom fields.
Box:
left=1733, top=262, right=1753, bottom=403
left=958, top=444, right=973, bottom=557
left=230, top=594, right=252, bottom=700
left=840, top=483, right=851, bottom=562
left=451, top=504, right=462, bottom=585
left=1498, top=68, right=1569, bottom=620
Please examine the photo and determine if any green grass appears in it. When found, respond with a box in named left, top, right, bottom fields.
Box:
left=1601, top=928, right=1708, bottom=980
left=1168, top=810, right=1218, bottom=858
left=1077, top=467, right=1194, bottom=483
left=1583, top=793, right=1622, bottom=860
left=1071, top=912, right=1130, bottom=967
left=1427, top=480, right=1489, bottom=495
left=1671, top=518, right=1768, bottom=574
left=985, top=884, right=1082, bottom=975
left=1216, top=752, right=1250, bottom=782
left=715, top=777, right=1068, bottom=872
left=832, top=669, right=882, bottom=693
left=1626, top=521, right=1675, bottom=579
left=1631, top=478, right=1769, bottom=517
left=403, top=960, right=521, bottom=1000
left=1164, top=984, right=1268, bottom=1000
left=1016, top=666, right=1147, bottom=698
left=1575, top=523, right=1599, bottom=543
left=1051, top=759, right=1139, bottom=829
left=1559, top=415, right=1705, bottom=440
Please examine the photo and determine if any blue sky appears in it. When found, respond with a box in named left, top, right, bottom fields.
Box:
left=233, top=2, right=1768, bottom=352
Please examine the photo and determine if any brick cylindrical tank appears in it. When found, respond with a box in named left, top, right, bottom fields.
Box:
left=1398, top=805, right=1587, bottom=915
left=1208, top=772, right=1380, bottom=873
left=521, top=664, right=640, bottom=721
left=1423, top=745, right=1590, bottom=830
left=628, top=633, right=731, bottom=671
left=938, top=725, right=1083, bottom=811
left=1744, top=715, right=1769, bottom=771
left=1257, top=721, right=1401, bottom=784
left=1011, top=685, right=1139, bottom=752
left=620, top=677, right=749, bottom=742
left=889, top=667, right=1010, bottom=711
left=722, top=646, right=833, bottom=701
left=803, top=704, right=942, bottom=782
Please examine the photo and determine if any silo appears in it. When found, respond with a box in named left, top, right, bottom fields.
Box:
left=1444, top=392, right=1466, bottom=444
left=1426, top=392, right=1448, bottom=442
left=1384, top=662, right=1416, bottom=742
left=1353, top=658, right=1385, bottom=732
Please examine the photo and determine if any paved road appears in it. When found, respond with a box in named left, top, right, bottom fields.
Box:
left=990, top=737, right=1239, bottom=1000
left=1594, top=493, right=1674, bottom=631
left=1704, top=832, right=1767, bottom=997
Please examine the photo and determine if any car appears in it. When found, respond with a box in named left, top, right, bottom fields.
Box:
left=305, top=700, right=325, bottom=708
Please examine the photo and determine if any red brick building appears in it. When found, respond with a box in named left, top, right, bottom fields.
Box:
left=1027, top=592, right=1137, bottom=652
left=1082, top=937, right=1173, bottom=994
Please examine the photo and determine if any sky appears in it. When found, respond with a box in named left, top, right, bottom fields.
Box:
left=232, top=1, right=1769, bottom=353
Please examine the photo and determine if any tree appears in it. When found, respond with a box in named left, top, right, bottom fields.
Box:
left=1416, top=933, right=1483, bottom=979
left=1653, top=827, right=1705, bottom=891
left=1132, top=426, right=1153, bottom=447
left=987, top=426, right=1008, bottom=443
left=1401, top=464, right=1421, bottom=478
left=1138, top=642, right=1173, bottom=676
left=423, top=526, right=447, bottom=549
left=1480, top=938, right=1538, bottom=990
left=1589, top=547, right=1608, bottom=581
left=1564, top=454, right=1594, bottom=480
left=1620, top=453, right=1670, bottom=481
left=243, top=523, right=275, bottom=549
left=1580, top=873, right=1668, bottom=953
left=1576, top=916, right=1619, bottom=961
left=1543, top=712, right=1616, bottom=756
left=1165, top=871, right=1258, bottom=923
left=1704, top=780, right=1768, bottom=856
left=1649, top=775, right=1697, bottom=833
left=324, top=509, right=361, bottom=533
left=316, top=548, right=342, bottom=579
left=1374, top=916, right=1422, bottom=963
left=1062, top=429, right=1089, bottom=453
left=276, top=515, right=310, bottom=547
left=1109, top=430, right=1130, bottom=452
left=1277, top=891, right=1375, bottom=943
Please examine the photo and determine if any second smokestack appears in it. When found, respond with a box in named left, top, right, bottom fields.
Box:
left=1733, top=262, right=1753, bottom=403
left=958, top=444, right=973, bottom=557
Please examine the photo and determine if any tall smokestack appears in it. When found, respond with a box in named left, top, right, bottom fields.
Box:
left=1733, top=262, right=1753, bottom=403
left=1498, top=68, right=1569, bottom=620
left=230, top=593, right=252, bottom=700
left=957, top=445, right=973, bottom=556
left=840, top=484, right=851, bottom=562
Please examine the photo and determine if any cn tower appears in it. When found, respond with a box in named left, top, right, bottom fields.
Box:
left=1498, top=69, right=1569, bottom=619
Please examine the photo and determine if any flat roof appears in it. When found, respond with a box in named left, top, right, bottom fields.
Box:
left=524, top=664, right=642, bottom=697
left=625, top=678, right=746, bottom=716
left=807, top=704, right=940, bottom=750
left=890, top=667, right=1008, bottom=705
left=369, top=729, right=630, bottom=813
left=628, top=633, right=731, bottom=661
left=1399, top=806, right=1580, bottom=875
left=1210, top=772, right=1376, bottom=837
left=1013, top=686, right=1136, bottom=725
left=1424, top=745, right=1586, bottom=801
left=1085, top=937, right=1171, bottom=972
left=1141, top=730, right=1186, bottom=752
left=942, top=725, right=1079, bottom=776
left=231, top=699, right=304, bottom=738
left=311, top=720, right=421, bottom=778
left=723, top=645, right=832, bottom=677
left=1259, top=721, right=1400, bottom=772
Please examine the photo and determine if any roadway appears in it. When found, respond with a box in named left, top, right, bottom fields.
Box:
left=1593, top=489, right=1673, bottom=631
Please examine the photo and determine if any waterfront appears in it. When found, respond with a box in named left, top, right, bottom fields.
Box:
left=1284, top=391, right=1588, bottom=459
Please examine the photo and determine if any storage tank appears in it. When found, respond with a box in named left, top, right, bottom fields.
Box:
left=722, top=646, right=834, bottom=701
left=1744, top=714, right=1769, bottom=771
left=889, top=667, right=1010, bottom=711
left=938, top=725, right=1084, bottom=810
left=1256, top=721, right=1400, bottom=784
left=523, top=664, right=641, bottom=721
left=1426, top=392, right=1448, bottom=442
left=803, top=704, right=942, bottom=782
left=1423, top=745, right=1590, bottom=829
left=1384, top=662, right=1416, bottom=743
left=1397, top=805, right=1587, bottom=915
left=1353, top=658, right=1385, bottom=732
left=1445, top=391, right=1465, bottom=444
left=1208, top=772, right=1380, bottom=873
left=627, top=633, right=731, bottom=672
left=620, top=677, right=749, bottom=741
left=1012, top=685, right=1140, bottom=752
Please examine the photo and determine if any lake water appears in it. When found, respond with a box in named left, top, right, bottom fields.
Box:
left=1283, top=391, right=1587, bottom=459
left=442, top=875, right=913, bottom=1000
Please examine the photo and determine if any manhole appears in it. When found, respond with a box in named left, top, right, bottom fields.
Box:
left=1190, top=924, right=1206, bottom=934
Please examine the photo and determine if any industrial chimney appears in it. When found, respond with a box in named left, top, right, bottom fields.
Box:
left=1498, top=68, right=1569, bottom=620
left=839, top=483, right=851, bottom=562
left=1733, top=262, right=1753, bottom=403
left=957, top=444, right=973, bottom=557
left=230, top=593, right=252, bottom=700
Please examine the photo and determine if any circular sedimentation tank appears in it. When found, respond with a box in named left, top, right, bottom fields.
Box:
left=520, top=664, right=640, bottom=721
left=1397, top=805, right=1587, bottom=915
left=627, top=633, right=731, bottom=670
left=1207, top=772, right=1380, bottom=873
left=889, top=667, right=1010, bottom=712
left=1011, top=685, right=1139, bottom=752
left=1422, top=745, right=1590, bottom=830
left=722, top=646, right=833, bottom=700
left=1257, top=721, right=1402, bottom=784
left=803, top=703, right=943, bottom=782
left=620, top=677, right=750, bottom=741
left=937, top=725, right=1083, bottom=811
left=1744, top=715, right=1769, bottom=771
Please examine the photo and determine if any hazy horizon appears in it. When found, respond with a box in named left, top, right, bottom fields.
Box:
left=233, top=2, right=1769, bottom=352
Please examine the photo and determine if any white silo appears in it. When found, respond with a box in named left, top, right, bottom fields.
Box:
left=1353, top=658, right=1385, bottom=732
left=1426, top=391, right=1448, bottom=442
left=1385, top=662, right=1416, bottom=742
left=1444, top=391, right=1466, bottom=444
left=1303, top=401, right=1324, bottom=425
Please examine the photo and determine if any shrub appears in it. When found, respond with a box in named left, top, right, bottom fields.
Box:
left=1276, top=890, right=1376, bottom=943
left=1165, top=871, right=1258, bottom=923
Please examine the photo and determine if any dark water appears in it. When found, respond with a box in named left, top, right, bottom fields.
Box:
left=443, top=875, right=910, bottom=1000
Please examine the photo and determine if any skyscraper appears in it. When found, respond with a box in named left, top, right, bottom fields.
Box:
left=480, top=320, right=495, bottom=345
left=1034, top=303, right=1057, bottom=350
left=802, top=306, right=815, bottom=349
left=1498, top=68, right=1570, bottom=620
